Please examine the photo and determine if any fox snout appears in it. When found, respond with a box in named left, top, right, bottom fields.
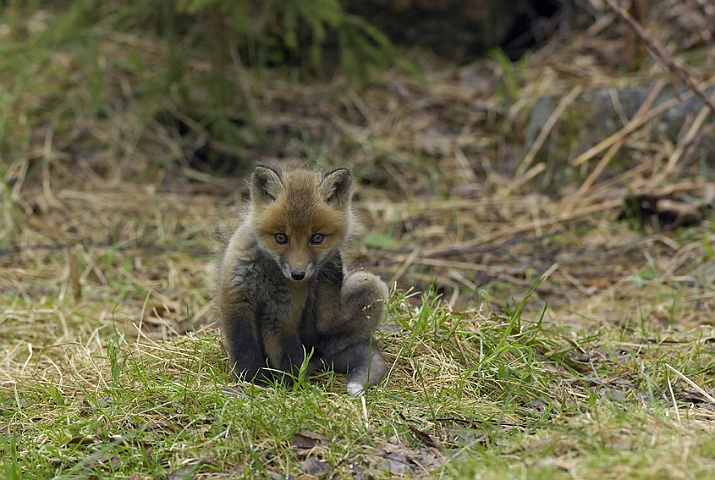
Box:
left=281, top=263, right=314, bottom=282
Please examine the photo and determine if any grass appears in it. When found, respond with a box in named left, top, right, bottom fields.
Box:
left=4, top=249, right=715, bottom=478
left=3, top=1, right=715, bottom=478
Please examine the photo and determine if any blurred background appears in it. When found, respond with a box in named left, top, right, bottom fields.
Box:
left=1, top=0, right=714, bottom=317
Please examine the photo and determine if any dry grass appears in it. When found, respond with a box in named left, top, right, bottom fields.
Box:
left=2, top=1, right=715, bottom=478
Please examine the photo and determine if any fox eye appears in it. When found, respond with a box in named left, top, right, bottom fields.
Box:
left=310, top=234, right=324, bottom=245
left=275, top=233, right=288, bottom=244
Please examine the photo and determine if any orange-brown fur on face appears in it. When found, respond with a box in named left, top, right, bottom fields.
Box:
left=249, top=166, right=355, bottom=281
left=217, top=164, right=389, bottom=395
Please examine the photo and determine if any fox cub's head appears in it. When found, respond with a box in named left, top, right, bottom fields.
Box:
left=249, top=164, right=355, bottom=282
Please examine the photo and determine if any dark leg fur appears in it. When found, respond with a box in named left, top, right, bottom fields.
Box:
left=223, top=310, right=273, bottom=384
left=224, top=269, right=388, bottom=395
left=264, top=328, right=322, bottom=387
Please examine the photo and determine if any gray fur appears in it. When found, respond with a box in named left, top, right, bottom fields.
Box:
left=317, top=270, right=389, bottom=395
left=217, top=167, right=389, bottom=395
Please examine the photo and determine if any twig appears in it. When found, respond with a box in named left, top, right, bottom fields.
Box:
left=579, top=163, right=650, bottom=203
left=517, top=86, right=582, bottom=177
left=426, top=199, right=625, bottom=251
left=503, top=162, right=546, bottom=196
left=604, top=0, right=715, bottom=115
left=69, top=247, right=82, bottom=305
left=540, top=263, right=559, bottom=283
left=608, top=88, right=630, bottom=127
left=423, top=234, right=551, bottom=259
left=667, top=373, right=682, bottom=423
left=664, top=363, right=715, bottom=406
left=361, top=396, right=370, bottom=427
left=565, top=80, right=666, bottom=212
left=453, top=333, right=471, bottom=368
left=414, top=258, right=524, bottom=274
left=391, top=247, right=421, bottom=284
left=454, top=141, right=479, bottom=183
left=659, top=101, right=713, bottom=177
left=0, top=240, right=213, bottom=259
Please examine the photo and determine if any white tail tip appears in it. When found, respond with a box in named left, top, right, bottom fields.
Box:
left=346, top=381, right=365, bottom=396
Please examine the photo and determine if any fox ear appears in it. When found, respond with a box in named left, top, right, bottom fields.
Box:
left=319, top=168, right=352, bottom=205
left=251, top=164, right=284, bottom=203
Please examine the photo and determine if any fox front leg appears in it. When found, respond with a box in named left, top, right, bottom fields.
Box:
left=221, top=303, right=274, bottom=384
left=262, top=326, right=321, bottom=387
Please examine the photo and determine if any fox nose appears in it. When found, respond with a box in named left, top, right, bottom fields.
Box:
left=290, top=269, right=306, bottom=281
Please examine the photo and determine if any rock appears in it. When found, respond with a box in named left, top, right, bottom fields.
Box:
left=524, top=84, right=715, bottom=186
left=300, top=457, right=332, bottom=476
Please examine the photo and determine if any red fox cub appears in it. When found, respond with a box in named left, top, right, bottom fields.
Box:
left=217, top=164, right=389, bottom=395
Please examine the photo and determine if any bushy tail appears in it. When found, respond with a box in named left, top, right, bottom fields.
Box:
left=345, top=343, right=388, bottom=396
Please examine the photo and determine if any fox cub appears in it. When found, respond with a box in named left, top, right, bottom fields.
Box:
left=217, top=164, right=389, bottom=395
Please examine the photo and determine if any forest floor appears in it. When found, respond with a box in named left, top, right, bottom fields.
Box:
left=2, top=2, right=715, bottom=479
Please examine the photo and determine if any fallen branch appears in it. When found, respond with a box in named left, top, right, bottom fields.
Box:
left=604, top=0, right=715, bottom=115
